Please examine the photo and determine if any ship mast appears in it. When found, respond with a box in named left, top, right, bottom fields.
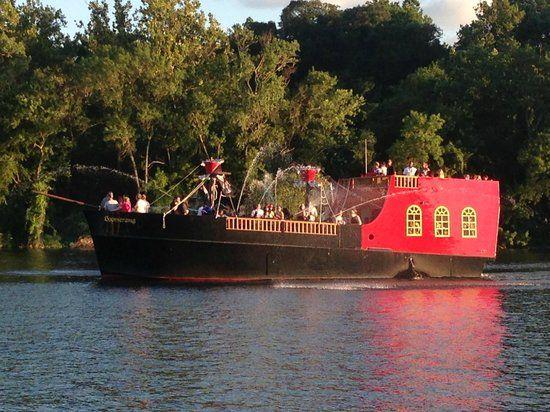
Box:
left=299, top=165, right=320, bottom=208
left=364, top=138, right=368, bottom=175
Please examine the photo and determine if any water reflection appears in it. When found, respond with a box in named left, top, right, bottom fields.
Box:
left=360, top=288, right=506, bottom=410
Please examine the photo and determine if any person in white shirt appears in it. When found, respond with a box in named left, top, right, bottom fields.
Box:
left=380, top=162, right=388, bottom=176
left=334, top=212, right=346, bottom=225
left=100, top=191, right=113, bottom=209
left=135, top=193, right=150, bottom=213
left=403, top=160, right=417, bottom=176
left=307, top=204, right=318, bottom=222
left=251, top=204, right=264, bottom=218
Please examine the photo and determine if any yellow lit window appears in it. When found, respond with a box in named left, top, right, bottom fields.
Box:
left=434, top=206, right=450, bottom=238
left=462, top=207, right=477, bottom=238
left=406, top=205, right=422, bottom=237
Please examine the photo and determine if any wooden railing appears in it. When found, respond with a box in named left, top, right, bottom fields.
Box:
left=226, top=217, right=282, bottom=233
left=283, top=220, right=337, bottom=236
left=394, top=175, right=418, bottom=188
left=226, top=217, right=337, bottom=236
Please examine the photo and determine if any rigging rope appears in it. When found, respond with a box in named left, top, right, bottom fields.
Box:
left=151, top=164, right=201, bottom=206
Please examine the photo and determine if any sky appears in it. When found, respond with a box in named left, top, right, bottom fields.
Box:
left=39, top=0, right=481, bottom=43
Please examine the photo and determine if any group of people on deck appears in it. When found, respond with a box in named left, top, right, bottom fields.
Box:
left=101, top=191, right=364, bottom=225
left=251, top=204, right=287, bottom=220
left=250, top=203, right=362, bottom=225
left=370, top=159, right=490, bottom=180
left=100, top=192, right=150, bottom=213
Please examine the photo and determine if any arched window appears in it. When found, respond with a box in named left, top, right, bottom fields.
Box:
left=434, top=206, right=450, bottom=237
left=462, top=207, right=477, bottom=238
left=406, top=205, right=422, bottom=237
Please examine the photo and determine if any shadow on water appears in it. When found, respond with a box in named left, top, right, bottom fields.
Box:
left=0, top=249, right=100, bottom=283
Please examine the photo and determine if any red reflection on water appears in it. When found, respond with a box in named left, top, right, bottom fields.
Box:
left=360, top=287, right=505, bottom=410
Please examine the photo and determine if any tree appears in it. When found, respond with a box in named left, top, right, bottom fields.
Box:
left=389, top=111, right=445, bottom=167
left=80, top=0, right=227, bottom=190
left=288, top=70, right=364, bottom=165
left=457, top=0, right=525, bottom=50
left=280, top=0, right=447, bottom=95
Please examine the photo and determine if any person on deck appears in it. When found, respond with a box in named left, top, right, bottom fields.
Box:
left=120, top=196, right=132, bottom=213
left=100, top=192, right=114, bottom=210
left=380, top=162, right=388, bottom=176
left=437, top=168, right=445, bottom=178
left=386, top=159, right=396, bottom=175
left=420, top=162, right=430, bottom=176
left=307, top=203, right=318, bottom=222
left=296, top=204, right=309, bottom=221
left=181, top=200, right=190, bottom=215
left=350, top=209, right=362, bottom=225
left=101, top=192, right=120, bottom=212
left=265, top=204, right=275, bottom=219
left=335, top=212, right=346, bottom=225
left=403, top=160, right=417, bottom=176
left=135, top=193, right=150, bottom=213
left=282, top=207, right=292, bottom=220
left=197, top=203, right=213, bottom=216
left=134, top=194, right=141, bottom=210
left=372, top=162, right=382, bottom=175
left=251, top=204, right=264, bottom=218
left=171, top=196, right=184, bottom=215
left=274, top=205, right=285, bottom=220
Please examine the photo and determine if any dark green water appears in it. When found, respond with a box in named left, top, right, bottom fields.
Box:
left=1, top=250, right=548, bottom=410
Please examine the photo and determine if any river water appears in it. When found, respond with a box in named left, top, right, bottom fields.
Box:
left=1, top=250, right=548, bottom=410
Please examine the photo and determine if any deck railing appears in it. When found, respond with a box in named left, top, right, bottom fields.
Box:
left=394, top=175, right=418, bottom=188
left=283, top=220, right=337, bottom=236
left=226, top=217, right=337, bottom=236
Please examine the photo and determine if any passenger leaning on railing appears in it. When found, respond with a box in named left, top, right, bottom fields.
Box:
left=265, top=204, right=275, bottom=219
left=387, top=159, right=396, bottom=175
left=403, top=160, right=417, bottom=176
left=295, top=204, right=309, bottom=221
left=120, top=196, right=132, bottom=212
left=251, top=204, right=264, bottom=218
left=307, top=203, right=318, bottom=222
left=334, top=212, right=346, bottom=225
left=100, top=191, right=120, bottom=212
left=274, top=205, right=285, bottom=220
left=134, top=193, right=150, bottom=213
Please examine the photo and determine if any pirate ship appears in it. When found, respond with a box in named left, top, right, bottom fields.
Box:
left=85, top=159, right=500, bottom=283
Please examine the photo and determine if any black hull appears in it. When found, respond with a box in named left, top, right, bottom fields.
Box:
left=85, top=211, right=487, bottom=284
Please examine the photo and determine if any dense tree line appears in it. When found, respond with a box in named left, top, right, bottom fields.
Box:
left=0, top=0, right=547, bottom=248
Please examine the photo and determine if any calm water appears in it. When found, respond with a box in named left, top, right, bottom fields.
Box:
left=1, top=250, right=549, bottom=410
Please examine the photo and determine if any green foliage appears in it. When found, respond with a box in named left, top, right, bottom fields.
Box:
left=25, top=180, right=51, bottom=248
left=289, top=70, right=364, bottom=164
left=389, top=111, right=445, bottom=167
left=0, top=0, right=547, bottom=248
left=518, top=130, right=550, bottom=204
left=280, top=0, right=446, bottom=93
left=457, top=0, right=525, bottom=49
